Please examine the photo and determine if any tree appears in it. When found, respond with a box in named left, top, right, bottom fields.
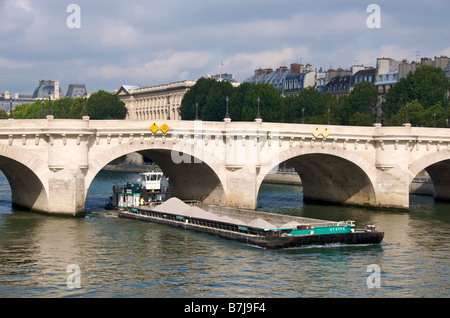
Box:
left=51, top=97, right=73, bottom=118
left=179, top=77, right=216, bottom=120
left=240, top=83, right=283, bottom=122
left=201, top=81, right=234, bottom=121
left=384, top=65, right=450, bottom=119
left=0, top=109, right=8, bottom=119
left=387, top=100, right=426, bottom=126
left=227, top=82, right=250, bottom=121
left=24, top=100, right=45, bottom=118
left=349, top=112, right=374, bottom=126
left=69, top=97, right=87, bottom=119
left=11, top=103, right=29, bottom=119
left=87, top=90, right=127, bottom=119
left=283, top=87, right=336, bottom=123
left=340, top=82, right=378, bottom=125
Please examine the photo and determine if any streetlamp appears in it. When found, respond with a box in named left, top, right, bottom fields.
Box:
left=167, top=96, right=171, bottom=120
left=41, top=99, right=45, bottom=118
left=256, top=96, right=261, bottom=120
left=47, top=92, right=53, bottom=116
left=404, top=102, right=409, bottom=124
left=433, top=112, right=436, bottom=128
left=83, top=93, right=89, bottom=117
left=302, top=107, right=305, bottom=124
left=9, top=98, right=13, bottom=119
left=224, top=96, right=230, bottom=119
left=195, top=102, right=199, bottom=120
left=327, top=107, right=330, bottom=125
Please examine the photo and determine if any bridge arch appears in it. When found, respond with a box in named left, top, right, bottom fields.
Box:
left=85, top=141, right=226, bottom=207
left=0, top=146, right=49, bottom=213
left=409, top=151, right=450, bottom=201
left=257, top=146, right=378, bottom=207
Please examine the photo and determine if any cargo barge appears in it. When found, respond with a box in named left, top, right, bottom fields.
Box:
left=117, top=197, right=384, bottom=249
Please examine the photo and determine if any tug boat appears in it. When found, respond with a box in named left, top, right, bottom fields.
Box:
left=108, top=171, right=169, bottom=209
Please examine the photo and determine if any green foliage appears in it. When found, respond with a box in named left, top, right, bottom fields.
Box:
left=179, top=77, right=216, bottom=120
left=384, top=65, right=450, bottom=118
left=86, top=90, right=127, bottom=120
left=284, top=87, right=336, bottom=123
left=179, top=80, right=283, bottom=122
left=9, top=91, right=126, bottom=120
left=227, top=82, right=250, bottom=121
left=0, top=109, right=8, bottom=119
left=340, top=82, right=378, bottom=125
left=11, top=103, right=29, bottom=118
left=240, top=84, right=283, bottom=122
left=202, top=81, right=234, bottom=121
left=387, top=100, right=449, bottom=127
left=349, top=112, right=374, bottom=126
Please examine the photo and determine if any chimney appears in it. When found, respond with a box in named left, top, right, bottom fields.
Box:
left=290, top=63, right=300, bottom=74
left=255, top=68, right=264, bottom=77
left=264, top=68, right=273, bottom=76
left=279, top=66, right=288, bottom=73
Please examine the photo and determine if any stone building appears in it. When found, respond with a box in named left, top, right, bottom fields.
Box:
left=32, top=80, right=64, bottom=99
left=117, top=81, right=196, bottom=120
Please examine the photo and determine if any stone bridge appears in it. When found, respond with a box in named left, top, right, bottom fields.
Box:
left=0, top=117, right=449, bottom=216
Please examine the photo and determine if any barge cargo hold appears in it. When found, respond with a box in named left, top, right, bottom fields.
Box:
left=117, top=198, right=384, bottom=249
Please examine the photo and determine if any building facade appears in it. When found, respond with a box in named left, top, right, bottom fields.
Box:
left=244, top=63, right=324, bottom=96
left=117, top=81, right=196, bottom=121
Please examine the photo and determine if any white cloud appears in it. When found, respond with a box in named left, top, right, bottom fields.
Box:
left=1, top=0, right=449, bottom=93
left=0, top=56, right=36, bottom=70
left=4, top=0, right=33, bottom=12
left=86, top=50, right=213, bottom=85
left=98, top=20, right=140, bottom=48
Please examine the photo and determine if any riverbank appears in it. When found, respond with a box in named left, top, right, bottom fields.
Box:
left=102, top=164, right=434, bottom=195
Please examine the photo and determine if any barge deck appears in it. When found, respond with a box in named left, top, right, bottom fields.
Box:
left=117, top=198, right=384, bottom=249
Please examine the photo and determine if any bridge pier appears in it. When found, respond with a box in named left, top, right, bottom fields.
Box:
left=374, top=167, right=410, bottom=209
left=47, top=167, right=86, bottom=217
left=224, top=163, right=259, bottom=210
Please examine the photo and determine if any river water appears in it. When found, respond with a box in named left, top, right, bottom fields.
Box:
left=0, top=170, right=448, bottom=298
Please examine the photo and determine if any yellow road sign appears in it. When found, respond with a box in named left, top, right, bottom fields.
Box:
left=150, top=123, right=159, bottom=134
left=160, top=123, right=170, bottom=134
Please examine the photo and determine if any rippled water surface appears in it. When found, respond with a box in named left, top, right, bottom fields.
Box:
left=0, top=170, right=448, bottom=297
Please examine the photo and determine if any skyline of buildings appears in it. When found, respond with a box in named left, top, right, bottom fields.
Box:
left=2, top=54, right=450, bottom=117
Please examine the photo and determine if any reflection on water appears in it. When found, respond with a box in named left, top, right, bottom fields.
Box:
left=0, top=170, right=449, bottom=297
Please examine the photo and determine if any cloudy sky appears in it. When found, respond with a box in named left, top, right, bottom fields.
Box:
left=1, top=0, right=449, bottom=95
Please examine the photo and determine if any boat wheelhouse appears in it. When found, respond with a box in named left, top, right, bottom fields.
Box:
left=109, top=171, right=169, bottom=209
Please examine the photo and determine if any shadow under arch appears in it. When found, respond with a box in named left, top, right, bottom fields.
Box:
left=85, top=148, right=226, bottom=208
left=411, top=157, right=450, bottom=202
left=0, top=156, right=48, bottom=213
left=138, top=149, right=226, bottom=204
left=258, top=153, right=377, bottom=208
